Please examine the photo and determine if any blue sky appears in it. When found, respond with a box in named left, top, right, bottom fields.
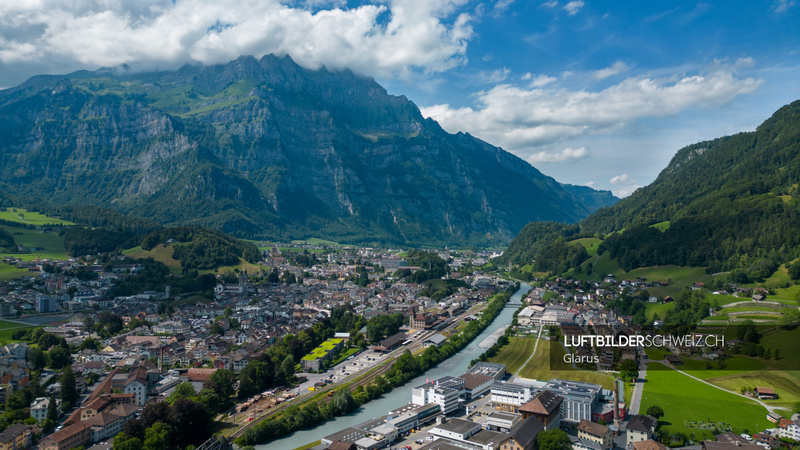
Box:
left=1, top=0, right=798, bottom=196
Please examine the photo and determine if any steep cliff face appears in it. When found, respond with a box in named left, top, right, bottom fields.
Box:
left=0, top=55, right=617, bottom=245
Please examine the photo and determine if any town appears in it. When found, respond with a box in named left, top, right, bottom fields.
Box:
left=0, top=235, right=797, bottom=450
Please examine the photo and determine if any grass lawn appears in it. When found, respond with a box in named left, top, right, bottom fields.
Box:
left=125, top=244, right=182, bottom=272
left=570, top=238, right=602, bottom=257
left=515, top=340, right=614, bottom=389
left=0, top=208, right=74, bottom=226
left=651, top=221, right=671, bottom=232
left=0, top=320, right=36, bottom=343
left=0, top=225, right=69, bottom=261
left=488, top=336, right=536, bottom=374
left=702, top=370, right=800, bottom=408
left=645, top=302, right=675, bottom=320
left=0, top=264, right=30, bottom=281
left=641, top=367, right=768, bottom=438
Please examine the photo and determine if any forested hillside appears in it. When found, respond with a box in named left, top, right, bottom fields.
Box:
left=502, top=100, right=800, bottom=282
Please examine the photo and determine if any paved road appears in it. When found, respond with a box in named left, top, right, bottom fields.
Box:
left=628, top=349, right=648, bottom=415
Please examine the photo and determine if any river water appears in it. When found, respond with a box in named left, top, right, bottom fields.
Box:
left=260, top=283, right=532, bottom=450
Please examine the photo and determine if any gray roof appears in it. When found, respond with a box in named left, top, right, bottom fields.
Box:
left=509, top=416, right=545, bottom=450
left=434, top=418, right=481, bottom=435
left=627, top=415, right=657, bottom=433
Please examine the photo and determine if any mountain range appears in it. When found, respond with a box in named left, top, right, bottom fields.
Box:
left=0, top=55, right=616, bottom=246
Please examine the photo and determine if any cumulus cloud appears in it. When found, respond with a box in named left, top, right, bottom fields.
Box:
left=612, top=185, right=642, bottom=198
left=610, top=173, right=635, bottom=184
left=0, top=0, right=474, bottom=83
left=527, top=147, right=590, bottom=164
left=773, top=0, right=796, bottom=12
left=564, top=1, right=585, bottom=15
left=593, top=61, right=628, bottom=80
left=421, top=69, right=761, bottom=154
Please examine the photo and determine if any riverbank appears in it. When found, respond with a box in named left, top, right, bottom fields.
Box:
left=253, top=283, right=531, bottom=449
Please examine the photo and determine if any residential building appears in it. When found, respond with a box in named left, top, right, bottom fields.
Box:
left=497, top=416, right=545, bottom=450
left=31, top=396, right=60, bottom=422
left=626, top=415, right=657, bottom=445
left=519, top=390, right=563, bottom=430
left=0, top=423, right=33, bottom=450
left=577, top=420, right=613, bottom=450
left=39, top=422, right=91, bottom=450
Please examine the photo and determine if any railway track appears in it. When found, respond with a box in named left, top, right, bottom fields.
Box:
left=228, top=304, right=487, bottom=441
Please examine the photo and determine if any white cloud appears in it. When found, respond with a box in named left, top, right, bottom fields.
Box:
left=524, top=73, right=557, bottom=87
left=421, top=68, right=761, bottom=154
left=584, top=181, right=596, bottom=187
left=609, top=173, right=635, bottom=184
left=735, top=57, right=756, bottom=67
left=527, top=147, right=590, bottom=164
left=542, top=1, right=559, bottom=8
left=612, top=185, right=642, bottom=198
left=0, top=0, right=474, bottom=82
left=593, top=61, right=628, bottom=80
left=773, top=0, right=796, bottom=12
left=479, top=67, right=511, bottom=83
left=564, top=1, right=585, bottom=15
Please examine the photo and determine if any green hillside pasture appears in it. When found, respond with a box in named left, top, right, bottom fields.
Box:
left=704, top=370, right=800, bottom=408
left=0, top=225, right=69, bottom=261
left=513, top=340, right=614, bottom=389
left=570, top=238, right=602, bottom=257
left=125, top=244, right=182, bottom=271
left=641, top=367, right=768, bottom=437
left=645, top=302, right=675, bottom=321
left=0, top=208, right=74, bottom=226
left=488, top=336, right=536, bottom=374
left=650, top=221, right=671, bottom=232
left=733, top=314, right=780, bottom=321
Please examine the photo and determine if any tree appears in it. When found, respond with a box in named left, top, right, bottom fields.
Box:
left=166, top=382, right=196, bottom=405
left=647, top=405, right=665, bottom=420
left=206, top=369, right=236, bottom=399
left=168, top=398, right=212, bottom=447
left=619, top=359, right=638, bottom=382
left=48, top=347, right=71, bottom=369
left=775, top=349, right=781, bottom=360
left=61, top=365, right=79, bottom=409
left=537, top=429, right=573, bottom=450
left=83, top=315, right=95, bottom=333
left=46, top=393, right=59, bottom=421
left=27, top=346, right=46, bottom=371
left=280, top=355, right=295, bottom=382
left=143, top=422, right=172, bottom=450
left=266, top=268, right=280, bottom=283
left=113, top=433, right=143, bottom=450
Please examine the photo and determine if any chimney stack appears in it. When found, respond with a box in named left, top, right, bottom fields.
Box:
left=613, top=379, right=620, bottom=428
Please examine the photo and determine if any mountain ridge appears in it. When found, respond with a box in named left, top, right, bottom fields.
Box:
left=0, top=54, right=617, bottom=246
left=501, top=99, right=800, bottom=280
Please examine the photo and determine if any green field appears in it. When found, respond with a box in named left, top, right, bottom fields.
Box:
left=641, top=366, right=768, bottom=438
left=290, top=238, right=339, bottom=246
left=489, top=338, right=614, bottom=389
left=125, top=244, right=182, bottom=272
left=0, top=225, right=69, bottom=261
left=570, top=238, right=602, bottom=257
left=650, top=221, right=671, bottom=232
left=488, top=336, right=536, bottom=374
left=0, top=264, right=30, bottom=281
left=0, top=208, right=74, bottom=226
left=0, top=320, right=36, bottom=343
left=645, top=302, right=675, bottom=320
